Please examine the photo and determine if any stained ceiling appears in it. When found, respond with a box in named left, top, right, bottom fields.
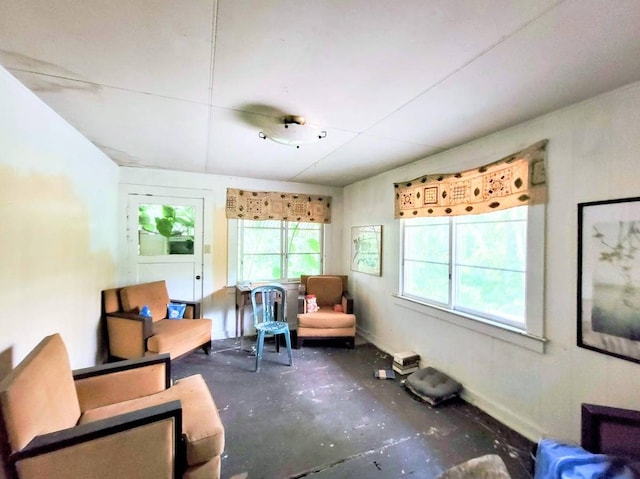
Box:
left=1, top=0, right=640, bottom=186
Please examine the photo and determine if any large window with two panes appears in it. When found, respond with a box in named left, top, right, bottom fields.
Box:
left=401, top=206, right=530, bottom=330
left=238, top=220, right=323, bottom=282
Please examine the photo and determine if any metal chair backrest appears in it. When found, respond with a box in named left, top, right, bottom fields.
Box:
left=251, top=283, right=287, bottom=327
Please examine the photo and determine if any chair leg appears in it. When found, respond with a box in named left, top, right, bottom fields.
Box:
left=255, top=331, right=265, bottom=372
left=284, top=329, right=293, bottom=366
left=202, top=341, right=211, bottom=355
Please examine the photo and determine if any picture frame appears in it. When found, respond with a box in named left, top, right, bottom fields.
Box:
left=351, top=225, right=382, bottom=276
left=577, top=196, right=640, bottom=364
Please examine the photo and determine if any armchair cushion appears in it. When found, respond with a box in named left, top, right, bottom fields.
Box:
left=147, top=319, right=212, bottom=355
left=74, top=356, right=169, bottom=412
left=298, top=308, right=356, bottom=329
left=79, top=374, right=224, bottom=467
left=120, top=280, right=170, bottom=322
left=306, top=276, right=343, bottom=306
left=0, top=334, right=81, bottom=452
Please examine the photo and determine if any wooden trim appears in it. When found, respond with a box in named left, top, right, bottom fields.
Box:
left=582, top=403, right=640, bottom=457
left=10, top=401, right=183, bottom=478
left=73, top=353, right=171, bottom=389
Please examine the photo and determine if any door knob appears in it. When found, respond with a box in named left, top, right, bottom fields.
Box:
left=196, top=275, right=201, bottom=280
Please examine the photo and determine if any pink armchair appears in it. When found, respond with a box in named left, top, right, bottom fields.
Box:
left=296, top=275, right=356, bottom=348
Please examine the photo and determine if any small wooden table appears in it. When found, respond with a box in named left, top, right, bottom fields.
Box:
left=235, top=283, right=252, bottom=350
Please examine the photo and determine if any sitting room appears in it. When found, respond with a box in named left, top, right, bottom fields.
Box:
left=2, top=2, right=640, bottom=478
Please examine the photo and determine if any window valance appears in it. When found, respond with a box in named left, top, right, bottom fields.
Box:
left=225, top=188, right=331, bottom=223
left=394, top=140, right=548, bottom=218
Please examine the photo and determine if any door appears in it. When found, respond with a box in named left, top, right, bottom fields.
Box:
left=127, top=194, right=204, bottom=301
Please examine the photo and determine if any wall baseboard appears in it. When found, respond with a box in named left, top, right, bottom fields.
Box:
left=359, top=326, right=544, bottom=443
left=459, top=388, right=543, bottom=443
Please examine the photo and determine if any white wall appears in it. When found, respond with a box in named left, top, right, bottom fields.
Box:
left=118, top=167, right=343, bottom=339
left=0, top=67, right=119, bottom=372
left=343, top=81, right=640, bottom=443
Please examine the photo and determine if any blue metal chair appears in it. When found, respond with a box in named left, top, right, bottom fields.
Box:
left=251, top=284, right=293, bottom=372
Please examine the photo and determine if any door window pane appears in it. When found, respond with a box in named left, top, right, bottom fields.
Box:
left=138, top=204, right=195, bottom=256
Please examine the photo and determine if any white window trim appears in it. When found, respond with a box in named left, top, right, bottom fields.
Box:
left=397, top=204, right=547, bottom=353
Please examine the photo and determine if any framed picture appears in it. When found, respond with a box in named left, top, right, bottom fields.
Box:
left=577, top=196, right=640, bottom=364
left=351, top=225, right=382, bottom=276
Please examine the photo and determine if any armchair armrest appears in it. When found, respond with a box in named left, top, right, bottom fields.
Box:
left=170, top=298, right=201, bottom=319
left=11, top=401, right=182, bottom=479
left=342, top=291, right=354, bottom=314
left=105, top=312, right=153, bottom=360
left=74, top=354, right=171, bottom=412
left=106, top=311, right=153, bottom=336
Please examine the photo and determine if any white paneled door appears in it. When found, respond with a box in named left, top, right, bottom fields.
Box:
left=127, top=194, right=204, bottom=301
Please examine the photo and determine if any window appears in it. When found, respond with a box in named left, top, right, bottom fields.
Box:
left=138, top=204, right=195, bottom=256
left=238, top=220, right=323, bottom=281
left=401, top=206, right=529, bottom=329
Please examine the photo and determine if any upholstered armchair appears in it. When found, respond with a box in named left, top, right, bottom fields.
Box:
left=103, top=280, right=212, bottom=360
left=0, top=334, right=225, bottom=479
left=296, top=275, right=356, bottom=348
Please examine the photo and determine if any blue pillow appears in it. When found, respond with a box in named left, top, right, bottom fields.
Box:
left=167, top=302, right=186, bottom=319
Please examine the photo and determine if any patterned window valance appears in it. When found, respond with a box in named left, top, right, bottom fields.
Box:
left=394, top=140, right=548, bottom=218
left=226, top=188, right=332, bottom=223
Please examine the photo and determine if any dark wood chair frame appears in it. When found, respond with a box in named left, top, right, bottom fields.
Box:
left=101, top=289, right=211, bottom=362
left=0, top=354, right=186, bottom=479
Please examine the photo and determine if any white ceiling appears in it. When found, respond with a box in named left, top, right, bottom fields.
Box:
left=2, top=0, right=640, bottom=186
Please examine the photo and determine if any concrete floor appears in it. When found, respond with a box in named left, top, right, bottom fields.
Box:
left=171, top=337, right=534, bottom=479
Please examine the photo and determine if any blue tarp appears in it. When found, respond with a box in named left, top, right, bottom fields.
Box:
left=534, top=439, right=637, bottom=479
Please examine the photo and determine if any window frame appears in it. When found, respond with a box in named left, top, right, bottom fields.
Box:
left=236, top=219, right=324, bottom=282
left=398, top=204, right=546, bottom=351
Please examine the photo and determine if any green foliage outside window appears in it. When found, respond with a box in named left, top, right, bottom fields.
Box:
left=139, top=204, right=195, bottom=255
left=240, top=220, right=322, bottom=281
left=403, top=207, right=527, bottom=326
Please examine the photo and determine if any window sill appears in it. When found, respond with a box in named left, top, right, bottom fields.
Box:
left=392, top=294, right=547, bottom=354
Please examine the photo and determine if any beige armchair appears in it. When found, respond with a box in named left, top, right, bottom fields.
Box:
left=103, top=280, right=212, bottom=360
left=296, top=275, right=356, bottom=348
left=0, top=334, right=225, bottom=479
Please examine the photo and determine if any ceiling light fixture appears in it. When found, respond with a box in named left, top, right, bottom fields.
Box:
left=259, top=115, right=327, bottom=148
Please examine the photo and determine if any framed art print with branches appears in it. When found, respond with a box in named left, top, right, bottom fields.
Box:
left=578, top=196, right=640, bottom=363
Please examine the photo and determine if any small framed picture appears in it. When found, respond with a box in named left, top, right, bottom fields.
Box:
left=351, top=225, right=382, bottom=276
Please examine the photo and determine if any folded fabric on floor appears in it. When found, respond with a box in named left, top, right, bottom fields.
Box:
left=436, top=454, right=512, bottom=479
left=403, top=366, right=462, bottom=406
